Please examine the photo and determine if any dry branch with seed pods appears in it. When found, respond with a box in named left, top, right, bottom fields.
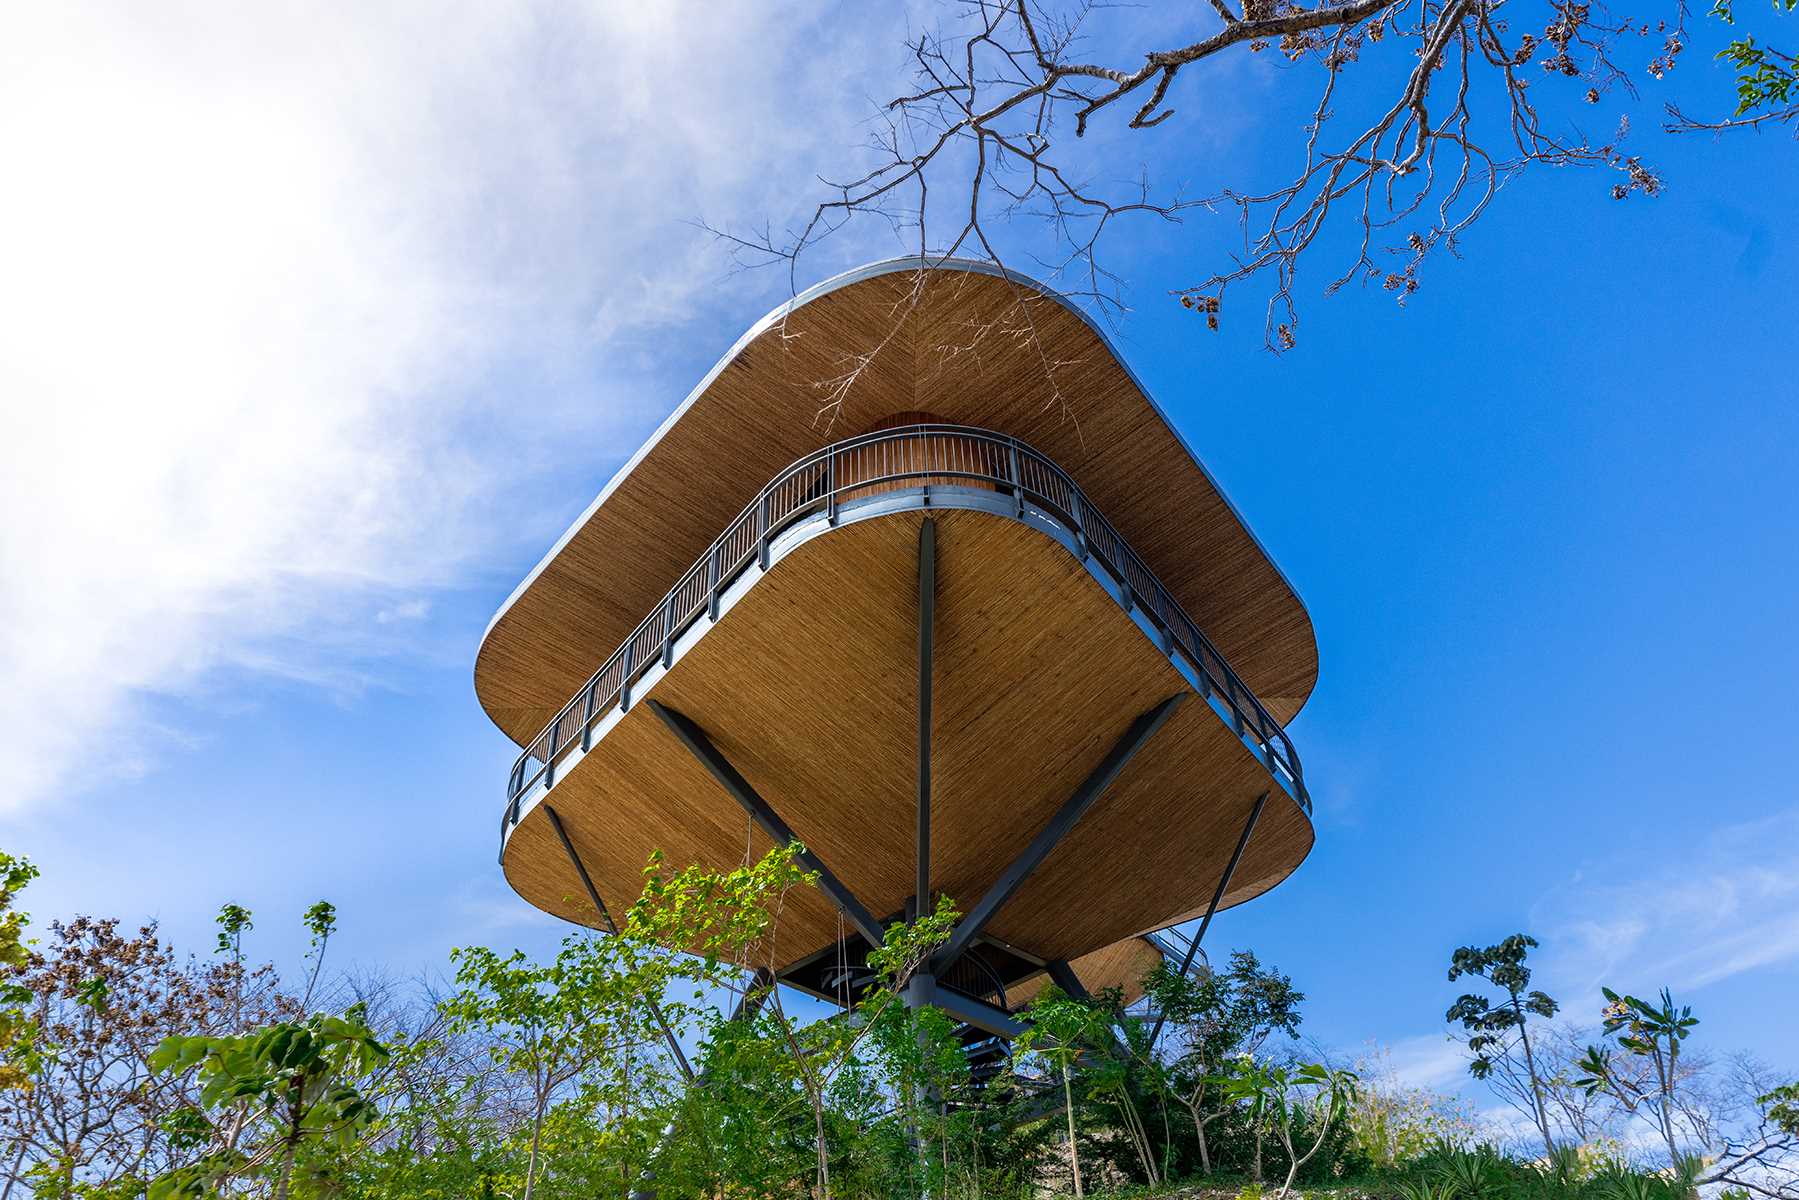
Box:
left=717, top=0, right=1720, bottom=352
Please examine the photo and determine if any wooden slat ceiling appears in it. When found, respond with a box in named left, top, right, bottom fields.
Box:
left=501, top=508, right=1312, bottom=972
left=476, top=261, right=1317, bottom=747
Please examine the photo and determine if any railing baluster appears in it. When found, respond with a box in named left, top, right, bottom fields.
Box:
left=1007, top=441, right=1023, bottom=517
left=826, top=446, right=838, bottom=525
left=757, top=491, right=771, bottom=569
left=707, top=543, right=721, bottom=620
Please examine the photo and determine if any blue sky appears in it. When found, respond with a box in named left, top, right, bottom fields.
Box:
left=2, top=1, right=1794, bottom=1129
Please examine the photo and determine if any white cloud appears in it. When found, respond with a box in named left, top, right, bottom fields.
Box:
left=0, top=2, right=914, bottom=815
left=1533, top=809, right=1799, bottom=998
left=1378, top=1032, right=1471, bottom=1092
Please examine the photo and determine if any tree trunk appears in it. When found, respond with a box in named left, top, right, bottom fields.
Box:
left=1186, top=1096, right=1212, bottom=1175
left=1280, top=1105, right=1335, bottom=1199
left=1654, top=1047, right=1683, bottom=1174
left=1063, top=1062, right=1084, bottom=1200
left=274, top=1139, right=295, bottom=1200
left=523, top=1101, right=545, bottom=1200
left=1512, top=995, right=1556, bottom=1159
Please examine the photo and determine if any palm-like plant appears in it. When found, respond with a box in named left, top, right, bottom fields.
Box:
left=1432, top=1146, right=1507, bottom=1200
left=1575, top=988, right=1699, bottom=1174
left=1216, top=1059, right=1359, bottom=1199
left=1594, top=1164, right=1667, bottom=1200
left=1395, top=1177, right=1463, bottom=1200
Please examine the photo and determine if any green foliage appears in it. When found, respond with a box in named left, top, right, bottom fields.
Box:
left=1346, top=1056, right=1480, bottom=1170
left=1212, top=1059, right=1359, bottom=1198
left=1446, top=935, right=1559, bottom=1157
left=1574, top=988, right=1700, bottom=1173
left=214, top=903, right=253, bottom=959
left=1763, top=1081, right=1799, bottom=1134
left=9, top=852, right=1794, bottom=1200
left=148, top=1004, right=390, bottom=1199
left=440, top=932, right=692, bottom=1200
left=1152, top=949, right=1306, bottom=1178
left=1709, top=0, right=1799, bottom=115
left=0, top=849, right=40, bottom=1092
left=1446, top=936, right=1559, bottom=1078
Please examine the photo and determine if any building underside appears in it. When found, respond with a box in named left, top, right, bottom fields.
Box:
left=476, top=260, right=1318, bottom=1084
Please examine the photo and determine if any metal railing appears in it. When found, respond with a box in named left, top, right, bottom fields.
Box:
left=500, top=424, right=1308, bottom=841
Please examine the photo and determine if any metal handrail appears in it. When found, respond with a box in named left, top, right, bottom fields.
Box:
left=500, top=425, right=1309, bottom=839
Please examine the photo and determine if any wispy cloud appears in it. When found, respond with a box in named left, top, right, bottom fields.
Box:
left=0, top=2, right=912, bottom=816
left=1378, top=1032, right=1471, bottom=1092
left=1531, top=808, right=1799, bottom=1000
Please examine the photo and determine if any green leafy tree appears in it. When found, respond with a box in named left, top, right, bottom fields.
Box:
left=1083, top=997, right=1174, bottom=1188
left=0, top=851, right=39, bottom=1094
left=298, top=902, right=336, bottom=1012
left=148, top=1004, right=390, bottom=1200
left=1702, top=0, right=1799, bottom=126
left=1014, top=985, right=1108, bottom=1199
left=1766, top=1083, right=1799, bottom=1135
left=1576, top=988, right=1700, bottom=1173
left=441, top=932, right=683, bottom=1200
left=630, top=843, right=957, bottom=1200
left=1147, top=949, right=1304, bottom=1174
left=1447, top=934, right=1559, bottom=1159
left=1215, top=1058, right=1359, bottom=1198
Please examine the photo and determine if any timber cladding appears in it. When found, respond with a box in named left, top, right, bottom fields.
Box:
left=500, top=506, right=1313, bottom=975
left=475, top=262, right=1318, bottom=750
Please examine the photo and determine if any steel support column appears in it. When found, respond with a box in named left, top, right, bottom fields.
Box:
left=905, top=975, right=1026, bottom=1040
left=917, top=517, right=935, bottom=920
left=930, top=694, right=1185, bottom=975
left=1147, top=791, right=1268, bottom=1051
left=648, top=700, right=887, bottom=948
left=544, top=804, right=694, bottom=1083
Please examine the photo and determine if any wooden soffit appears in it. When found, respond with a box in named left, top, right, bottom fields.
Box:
left=476, top=259, right=1318, bottom=746
left=500, top=508, right=1312, bottom=970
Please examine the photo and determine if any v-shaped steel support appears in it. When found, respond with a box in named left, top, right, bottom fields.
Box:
left=543, top=803, right=694, bottom=1082
left=929, top=694, right=1185, bottom=976
left=647, top=700, right=887, bottom=949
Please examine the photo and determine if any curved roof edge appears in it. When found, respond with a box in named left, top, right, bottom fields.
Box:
left=476, top=256, right=1315, bottom=686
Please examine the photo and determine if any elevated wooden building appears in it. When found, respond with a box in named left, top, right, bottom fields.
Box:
left=478, top=259, right=1316, bottom=1042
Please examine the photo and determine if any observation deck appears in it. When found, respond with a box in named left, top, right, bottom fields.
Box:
left=477, top=259, right=1318, bottom=1026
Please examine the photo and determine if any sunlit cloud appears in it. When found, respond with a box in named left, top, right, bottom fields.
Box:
left=0, top=1, right=913, bottom=817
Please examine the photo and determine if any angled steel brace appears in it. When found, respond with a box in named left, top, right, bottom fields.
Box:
left=1147, top=790, right=1268, bottom=1052
left=1046, top=958, right=1132, bottom=1059
left=1045, top=958, right=1089, bottom=999
left=632, top=966, right=780, bottom=1200
left=728, top=966, right=777, bottom=1023
left=930, top=694, right=1185, bottom=975
left=647, top=700, right=887, bottom=949
left=544, top=804, right=694, bottom=1083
